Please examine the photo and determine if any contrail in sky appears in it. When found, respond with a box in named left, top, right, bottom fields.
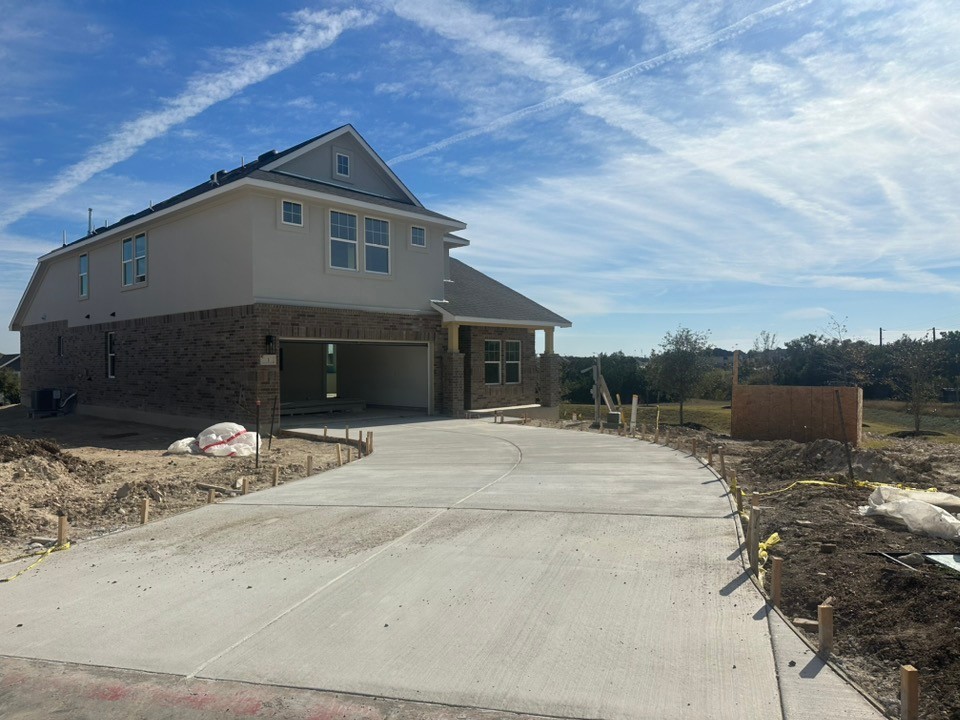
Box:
left=388, top=0, right=813, bottom=165
left=0, top=8, right=374, bottom=230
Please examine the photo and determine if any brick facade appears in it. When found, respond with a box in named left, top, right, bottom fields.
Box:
left=20, top=304, right=557, bottom=424
left=459, top=325, right=537, bottom=409
left=537, top=352, right=561, bottom=407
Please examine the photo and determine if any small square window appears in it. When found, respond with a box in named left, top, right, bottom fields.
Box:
left=411, top=226, right=426, bottom=247
left=336, top=152, right=350, bottom=177
left=282, top=200, right=303, bottom=226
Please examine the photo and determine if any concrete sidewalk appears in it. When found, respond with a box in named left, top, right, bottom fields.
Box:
left=0, top=418, right=882, bottom=719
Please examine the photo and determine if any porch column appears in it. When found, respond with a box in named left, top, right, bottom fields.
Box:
left=447, top=322, right=460, bottom=353
left=543, top=327, right=555, bottom=355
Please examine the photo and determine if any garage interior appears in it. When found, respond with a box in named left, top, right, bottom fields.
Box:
left=279, top=340, right=431, bottom=416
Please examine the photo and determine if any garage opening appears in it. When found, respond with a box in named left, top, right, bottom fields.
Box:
left=279, top=340, right=431, bottom=416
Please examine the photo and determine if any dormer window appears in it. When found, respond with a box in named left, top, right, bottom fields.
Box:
left=335, top=152, right=350, bottom=178
left=282, top=200, right=303, bottom=226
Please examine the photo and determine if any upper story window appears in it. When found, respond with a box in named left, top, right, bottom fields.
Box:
left=335, top=152, right=350, bottom=178
left=364, top=218, right=390, bottom=274
left=79, top=253, right=89, bottom=298
left=411, top=226, right=426, bottom=248
left=484, top=340, right=501, bottom=384
left=505, top=340, right=521, bottom=383
left=121, top=233, right=147, bottom=287
left=282, top=200, right=303, bottom=226
left=330, top=211, right=358, bottom=270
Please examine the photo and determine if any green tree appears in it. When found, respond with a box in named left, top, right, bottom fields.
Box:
left=650, top=327, right=711, bottom=425
left=0, top=369, right=20, bottom=405
left=890, top=335, right=944, bottom=432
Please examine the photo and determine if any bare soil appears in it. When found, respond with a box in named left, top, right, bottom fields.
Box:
left=0, top=405, right=340, bottom=563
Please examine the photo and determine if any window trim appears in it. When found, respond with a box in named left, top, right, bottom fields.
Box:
left=410, top=226, right=426, bottom=248
left=329, top=209, right=359, bottom=272
left=504, top=340, right=521, bottom=384
left=57, top=336, right=64, bottom=358
left=121, top=233, right=148, bottom=287
left=281, top=199, right=304, bottom=227
left=484, top=340, right=502, bottom=385
left=363, top=216, right=390, bottom=275
left=334, top=150, right=351, bottom=178
left=79, top=253, right=89, bottom=299
left=105, top=332, right=116, bottom=378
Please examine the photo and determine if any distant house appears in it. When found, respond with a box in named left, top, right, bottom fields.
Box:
left=0, top=354, right=20, bottom=374
left=9, top=125, right=569, bottom=427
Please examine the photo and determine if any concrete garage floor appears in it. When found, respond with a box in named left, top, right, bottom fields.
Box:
left=0, top=418, right=882, bottom=719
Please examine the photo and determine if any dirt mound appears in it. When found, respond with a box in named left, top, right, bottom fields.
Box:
left=0, top=435, right=113, bottom=538
left=741, top=438, right=925, bottom=487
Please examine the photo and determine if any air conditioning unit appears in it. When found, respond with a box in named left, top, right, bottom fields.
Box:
left=31, top=388, right=61, bottom=413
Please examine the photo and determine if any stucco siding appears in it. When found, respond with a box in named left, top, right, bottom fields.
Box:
left=250, top=191, right=446, bottom=312
left=20, top=194, right=255, bottom=329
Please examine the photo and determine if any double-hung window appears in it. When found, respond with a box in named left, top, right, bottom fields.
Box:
left=505, top=340, right=521, bottom=383
left=364, top=218, right=389, bottom=274
left=484, top=340, right=501, bottom=384
left=122, top=233, right=147, bottom=286
left=105, top=332, right=116, bottom=378
left=282, top=200, right=303, bottom=226
left=330, top=211, right=358, bottom=270
left=411, top=226, right=426, bottom=248
left=79, top=254, right=89, bottom=298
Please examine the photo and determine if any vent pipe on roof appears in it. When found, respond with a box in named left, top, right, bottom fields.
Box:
left=62, top=230, right=66, bottom=247
left=87, top=208, right=93, bottom=235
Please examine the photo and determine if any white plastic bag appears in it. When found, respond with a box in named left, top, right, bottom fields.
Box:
left=859, top=486, right=960, bottom=539
left=197, top=422, right=261, bottom=458
left=165, top=437, right=199, bottom=455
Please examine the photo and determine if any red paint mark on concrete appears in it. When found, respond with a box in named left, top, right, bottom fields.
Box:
left=88, top=683, right=130, bottom=702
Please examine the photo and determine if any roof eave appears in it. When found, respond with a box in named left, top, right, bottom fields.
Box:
left=431, top=303, right=571, bottom=328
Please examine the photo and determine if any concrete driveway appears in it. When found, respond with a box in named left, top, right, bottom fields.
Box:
left=0, top=418, right=882, bottom=719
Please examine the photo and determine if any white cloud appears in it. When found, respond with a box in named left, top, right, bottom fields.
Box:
left=0, top=8, right=375, bottom=231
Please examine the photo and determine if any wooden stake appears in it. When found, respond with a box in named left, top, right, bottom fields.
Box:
left=523, top=413, right=527, bottom=425
left=654, top=426, right=660, bottom=444
left=346, top=446, right=352, bottom=462
left=207, top=488, right=215, bottom=504
left=771, top=556, right=783, bottom=608
left=323, top=425, right=328, bottom=439
left=730, top=470, right=738, bottom=494
left=641, top=422, right=646, bottom=440
left=900, top=665, right=919, bottom=720
left=306, top=455, right=314, bottom=476
left=736, top=487, right=744, bottom=514
left=719, top=448, right=727, bottom=479
left=367, top=432, right=373, bottom=454
left=140, top=498, right=150, bottom=525
left=691, top=439, right=698, bottom=457
left=751, top=490, right=759, bottom=509
left=748, top=506, right=761, bottom=575
left=57, top=515, right=68, bottom=546
left=336, top=444, right=343, bottom=466
left=272, top=467, right=279, bottom=486
left=241, top=476, right=249, bottom=495
left=708, top=445, right=714, bottom=466
left=345, top=426, right=350, bottom=442
left=818, top=603, right=834, bottom=657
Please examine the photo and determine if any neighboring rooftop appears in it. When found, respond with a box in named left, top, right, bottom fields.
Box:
left=436, top=259, right=571, bottom=328
left=0, top=354, right=20, bottom=372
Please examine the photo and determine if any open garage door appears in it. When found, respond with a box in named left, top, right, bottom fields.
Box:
left=279, top=340, right=432, bottom=415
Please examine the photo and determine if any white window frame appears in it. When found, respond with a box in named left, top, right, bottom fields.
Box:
left=335, top=151, right=351, bottom=178
left=121, top=233, right=147, bottom=287
left=364, top=217, right=390, bottom=275
left=57, top=336, right=64, bottom=358
left=410, top=226, right=426, bottom=248
left=281, top=199, right=303, bottom=227
left=504, top=340, right=521, bottom=384
left=484, top=340, right=501, bottom=385
left=79, top=253, right=89, bottom=299
left=329, top=210, right=358, bottom=271
left=105, top=332, right=116, bottom=378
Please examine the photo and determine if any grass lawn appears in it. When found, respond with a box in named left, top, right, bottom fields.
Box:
left=560, top=398, right=960, bottom=443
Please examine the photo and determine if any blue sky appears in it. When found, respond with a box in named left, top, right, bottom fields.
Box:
left=2, top=0, right=958, bottom=356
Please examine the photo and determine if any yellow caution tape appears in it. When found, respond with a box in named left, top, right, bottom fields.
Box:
left=0, top=542, right=70, bottom=584
left=752, top=479, right=938, bottom=497
left=758, top=532, right=781, bottom=565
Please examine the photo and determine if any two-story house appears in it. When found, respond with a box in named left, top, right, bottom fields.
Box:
left=10, top=125, right=569, bottom=427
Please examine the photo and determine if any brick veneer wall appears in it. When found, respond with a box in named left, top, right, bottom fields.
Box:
left=460, top=326, right=537, bottom=409
left=538, top=353, right=561, bottom=407
left=20, top=303, right=448, bottom=425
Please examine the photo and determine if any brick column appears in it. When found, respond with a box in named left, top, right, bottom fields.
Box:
left=538, top=352, right=561, bottom=407
left=442, top=351, right=465, bottom=416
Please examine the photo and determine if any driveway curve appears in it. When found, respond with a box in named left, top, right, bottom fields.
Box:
left=0, top=418, right=883, bottom=719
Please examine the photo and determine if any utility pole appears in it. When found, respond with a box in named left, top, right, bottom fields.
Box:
left=879, top=327, right=883, bottom=347
left=933, top=327, right=937, bottom=341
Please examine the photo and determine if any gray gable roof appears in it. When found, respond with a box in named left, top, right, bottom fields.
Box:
left=0, top=354, right=20, bottom=372
left=434, top=259, right=570, bottom=328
